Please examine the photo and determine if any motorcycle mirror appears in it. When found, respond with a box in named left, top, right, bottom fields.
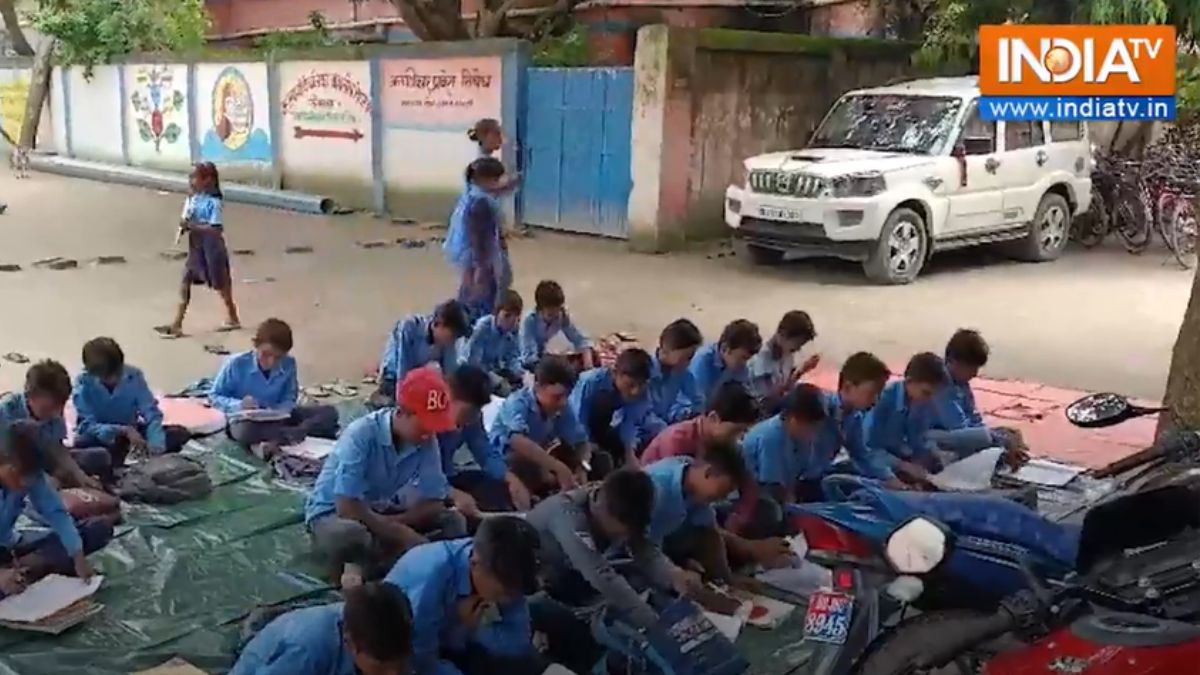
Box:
left=885, top=517, right=949, bottom=575
left=1065, top=392, right=1164, bottom=428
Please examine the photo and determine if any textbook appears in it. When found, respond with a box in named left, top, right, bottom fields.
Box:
left=0, top=574, right=105, bottom=634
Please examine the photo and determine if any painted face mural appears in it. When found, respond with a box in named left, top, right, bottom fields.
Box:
left=212, top=67, right=254, bottom=151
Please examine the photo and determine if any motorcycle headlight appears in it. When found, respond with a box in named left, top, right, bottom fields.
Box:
left=831, top=171, right=887, bottom=198
left=884, top=517, right=950, bottom=575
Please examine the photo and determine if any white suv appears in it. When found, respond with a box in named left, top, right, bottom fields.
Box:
left=724, top=77, right=1093, bottom=284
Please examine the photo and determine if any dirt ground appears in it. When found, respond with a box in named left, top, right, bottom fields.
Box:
left=0, top=173, right=1189, bottom=400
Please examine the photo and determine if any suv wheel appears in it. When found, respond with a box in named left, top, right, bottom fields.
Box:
left=1014, top=192, right=1071, bottom=262
left=735, top=240, right=785, bottom=265
left=864, top=207, right=928, bottom=285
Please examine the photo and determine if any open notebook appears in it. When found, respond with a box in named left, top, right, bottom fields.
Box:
left=0, top=574, right=104, bottom=634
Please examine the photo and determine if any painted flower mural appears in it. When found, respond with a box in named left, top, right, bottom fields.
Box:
left=130, top=66, right=185, bottom=152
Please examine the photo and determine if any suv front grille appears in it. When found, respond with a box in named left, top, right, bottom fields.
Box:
left=749, top=170, right=828, bottom=198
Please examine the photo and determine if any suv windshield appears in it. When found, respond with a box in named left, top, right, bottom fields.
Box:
left=810, top=94, right=963, bottom=155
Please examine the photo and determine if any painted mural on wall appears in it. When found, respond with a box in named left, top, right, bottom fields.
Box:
left=381, top=57, right=501, bottom=130
left=129, top=65, right=185, bottom=152
left=0, top=71, right=30, bottom=142
left=198, top=64, right=272, bottom=163
left=281, top=68, right=371, bottom=143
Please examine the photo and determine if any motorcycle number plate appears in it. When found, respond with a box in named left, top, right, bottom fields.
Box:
left=803, top=591, right=853, bottom=645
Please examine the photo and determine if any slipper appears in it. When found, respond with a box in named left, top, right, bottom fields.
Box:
left=215, top=322, right=241, bottom=333
left=2, top=352, right=29, bottom=364
left=304, top=386, right=332, bottom=399
left=362, top=374, right=379, bottom=385
left=154, top=325, right=184, bottom=339
left=329, top=382, right=358, bottom=397
left=202, top=344, right=230, bottom=355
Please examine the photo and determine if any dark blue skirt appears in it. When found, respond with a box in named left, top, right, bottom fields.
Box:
left=183, top=228, right=232, bottom=290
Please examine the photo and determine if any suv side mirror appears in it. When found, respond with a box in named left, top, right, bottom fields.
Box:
left=962, top=136, right=994, bottom=156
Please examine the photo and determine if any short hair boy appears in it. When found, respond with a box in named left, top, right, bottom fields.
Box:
left=688, top=319, right=763, bottom=409
left=648, top=319, right=704, bottom=423
left=0, top=360, right=97, bottom=489
left=464, top=289, right=525, bottom=395
left=933, top=329, right=1028, bottom=466
left=568, top=347, right=666, bottom=469
left=747, top=310, right=821, bottom=414
left=375, top=301, right=470, bottom=407
left=863, top=352, right=950, bottom=487
left=519, top=280, right=593, bottom=372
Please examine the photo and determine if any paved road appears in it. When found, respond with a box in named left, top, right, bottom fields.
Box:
left=0, top=173, right=1188, bottom=399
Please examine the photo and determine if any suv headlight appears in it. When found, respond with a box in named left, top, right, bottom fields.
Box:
left=831, top=171, right=887, bottom=198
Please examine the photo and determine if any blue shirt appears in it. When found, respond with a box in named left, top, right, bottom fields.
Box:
left=305, top=409, right=449, bottom=523
left=208, top=350, right=298, bottom=415
left=568, top=368, right=666, bottom=451
left=812, top=392, right=895, bottom=481
left=648, top=355, right=702, bottom=424
left=0, top=473, right=81, bottom=556
left=863, top=381, right=937, bottom=465
left=72, top=366, right=165, bottom=450
left=0, top=392, right=67, bottom=455
left=464, top=315, right=520, bottom=375
left=183, top=193, right=223, bottom=228
left=379, top=314, right=459, bottom=384
left=386, top=539, right=531, bottom=675
left=230, top=603, right=354, bottom=675
left=932, top=370, right=1005, bottom=444
left=688, top=343, right=749, bottom=409
left=518, top=311, right=590, bottom=370
left=644, top=456, right=717, bottom=545
left=489, top=387, right=587, bottom=453
left=437, top=417, right=506, bottom=481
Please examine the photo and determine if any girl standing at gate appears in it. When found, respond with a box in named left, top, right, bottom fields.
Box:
left=155, top=162, right=241, bottom=338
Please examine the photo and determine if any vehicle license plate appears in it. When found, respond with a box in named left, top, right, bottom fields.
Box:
left=758, top=205, right=803, bottom=221
left=803, top=590, right=853, bottom=645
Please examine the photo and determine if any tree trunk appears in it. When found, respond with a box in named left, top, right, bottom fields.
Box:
left=1158, top=263, right=1200, bottom=437
left=0, top=0, right=33, bottom=57
left=18, top=37, right=54, bottom=150
left=390, top=0, right=469, bottom=40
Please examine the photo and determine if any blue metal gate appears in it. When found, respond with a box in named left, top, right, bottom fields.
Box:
left=521, top=67, right=634, bottom=238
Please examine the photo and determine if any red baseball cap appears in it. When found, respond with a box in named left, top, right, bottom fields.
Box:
left=396, top=366, right=456, bottom=435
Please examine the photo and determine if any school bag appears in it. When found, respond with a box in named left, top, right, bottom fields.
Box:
left=591, top=595, right=748, bottom=675
left=116, top=455, right=213, bottom=504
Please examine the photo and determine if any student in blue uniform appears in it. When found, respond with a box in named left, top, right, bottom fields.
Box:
left=688, top=319, right=763, bottom=409
left=305, top=367, right=467, bottom=586
left=72, top=338, right=190, bottom=479
left=740, top=384, right=829, bottom=509
left=932, top=329, right=1029, bottom=465
left=375, top=301, right=472, bottom=408
left=489, top=357, right=602, bottom=498
left=439, top=365, right=530, bottom=516
left=518, top=280, right=593, bottom=372
left=448, top=157, right=508, bottom=323
left=0, top=421, right=109, bottom=599
left=385, top=515, right=545, bottom=675
left=863, top=352, right=948, bottom=488
left=568, top=348, right=666, bottom=470
left=649, top=318, right=704, bottom=424
left=231, top=582, right=413, bottom=675
left=209, top=318, right=340, bottom=447
left=807, top=352, right=902, bottom=489
left=463, top=289, right=524, bottom=396
left=747, top=310, right=821, bottom=415
left=0, top=361, right=97, bottom=490
left=645, top=446, right=748, bottom=587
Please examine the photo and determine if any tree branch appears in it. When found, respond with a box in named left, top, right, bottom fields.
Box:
left=0, top=0, right=34, bottom=56
left=390, top=0, right=468, bottom=41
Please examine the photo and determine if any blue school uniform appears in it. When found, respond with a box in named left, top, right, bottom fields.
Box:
left=518, top=311, right=589, bottom=371
left=208, top=350, right=299, bottom=415
left=933, top=371, right=1005, bottom=442
left=437, top=417, right=506, bottom=481
left=488, top=387, right=587, bottom=454
left=464, top=314, right=520, bottom=376
left=386, top=539, right=532, bottom=675
left=379, top=314, right=460, bottom=387
left=648, top=355, right=702, bottom=424
left=644, top=456, right=717, bottom=545
left=72, top=366, right=166, bottom=451
left=814, top=392, right=895, bottom=480
left=568, top=368, right=666, bottom=453
left=304, top=409, right=449, bottom=524
left=230, top=603, right=355, bottom=675
left=688, top=343, right=750, bottom=409
left=863, top=380, right=937, bottom=467
left=0, top=473, right=82, bottom=559
left=0, top=392, right=67, bottom=455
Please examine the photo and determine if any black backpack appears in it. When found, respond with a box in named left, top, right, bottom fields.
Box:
left=117, top=455, right=213, bottom=504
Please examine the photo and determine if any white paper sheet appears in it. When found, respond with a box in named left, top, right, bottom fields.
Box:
left=228, top=408, right=291, bottom=423
left=704, top=610, right=745, bottom=641
left=0, top=574, right=103, bottom=623
left=756, top=563, right=832, bottom=598
left=482, top=395, right=504, bottom=434
left=1009, top=459, right=1084, bottom=487
left=930, top=447, right=1005, bottom=492
left=281, top=437, right=336, bottom=461
left=736, top=593, right=797, bottom=628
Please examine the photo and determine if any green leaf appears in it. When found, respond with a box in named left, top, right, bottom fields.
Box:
left=137, top=118, right=152, bottom=141
left=163, top=123, right=181, bottom=143
left=172, top=90, right=184, bottom=110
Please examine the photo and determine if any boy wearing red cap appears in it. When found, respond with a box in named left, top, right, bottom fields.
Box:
left=305, top=366, right=467, bottom=586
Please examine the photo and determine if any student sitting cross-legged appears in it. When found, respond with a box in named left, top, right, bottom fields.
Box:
left=72, top=338, right=191, bottom=474
left=438, top=365, right=531, bottom=517
left=0, top=361, right=99, bottom=490
left=648, top=318, right=705, bottom=425
left=863, top=352, right=950, bottom=488
left=385, top=516, right=548, bottom=675
left=0, top=421, right=110, bottom=600
left=211, top=318, right=339, bottom=448
left=689, top=319, right=763, bottom=410
left=568, top=348, right=666, bottom=471
left=463, top=289, right=524, bottom=397
left=231, top=582, right=414, bottom=675
left=747, top=310, right=821, bottom=416
left=518, top=280, right=593, bottom=373
left=304, top=367, right=468, bottom=586
left=374, top=300, right=472, bottom=408
left=932, top=329, right=1029, bottom=466
left=740, top=384, right=829, bottom=514
left=489, top=357, right=606, bottom=499
left=525, top=470, right=693, bottom=674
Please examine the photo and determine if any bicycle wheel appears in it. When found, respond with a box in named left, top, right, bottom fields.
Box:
left=1157, top=190, right=1178, bottom=253
left=1169, top=197, right=1198, bottom=269
left=1115, top=183, right=1153, bottom=254
left=1075, top=192, right=1108, bottom=248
